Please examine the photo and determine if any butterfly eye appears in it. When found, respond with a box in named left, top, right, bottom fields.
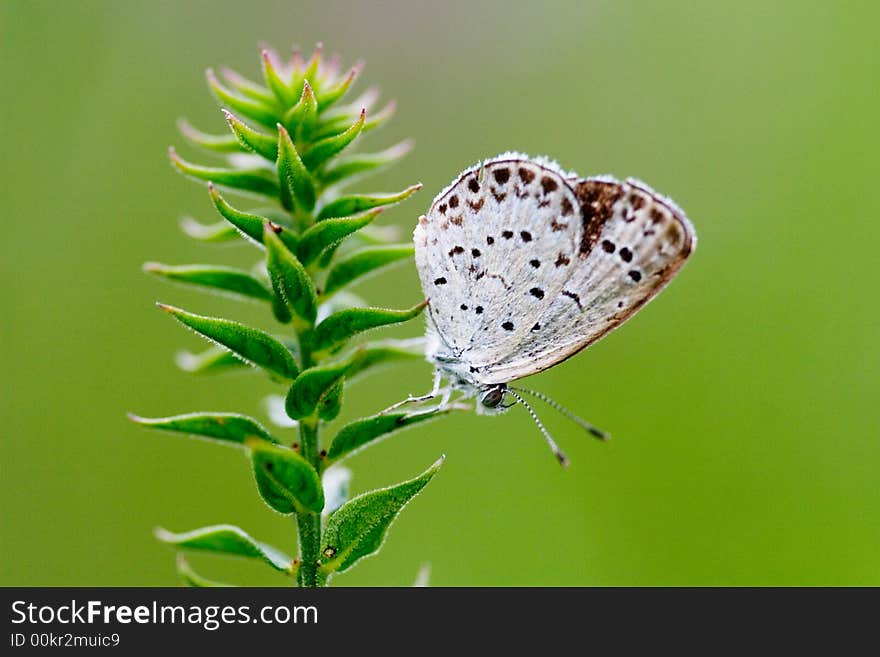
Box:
left=480, top=387, right=505, bottom=408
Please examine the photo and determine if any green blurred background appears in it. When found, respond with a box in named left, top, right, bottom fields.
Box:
left=2, top=0, right=878, bottom=586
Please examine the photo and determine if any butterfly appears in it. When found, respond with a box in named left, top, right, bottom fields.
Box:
left=406, top=153, right=696, bottom=465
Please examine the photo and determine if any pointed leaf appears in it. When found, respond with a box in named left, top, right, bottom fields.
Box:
left=169, top=148, right=279, bottom=197
left=282, top=80, right=318, bottom=140
left=180, top=216, right=239, bottom=242
left=320, top=456, right=444, bottom=574
left=156, top=525, right=294, bottom=573
left=297, top=210, right=380, bottom=266
left=312, top=99, right=395, bottom=141
left=317, top=184, right=421, bottom=221
left=223, top=110, right=277, bottom=161
left=261, top=49, right=295, bottom=105
left=144, top=262, right=272, bottom=301
left=128, top=412, right=280, bottom=446
left=323, top=244, right=414, bottom=296
left=285, top=351, right=363, bottom=420
left=321, top=140, right=412, bottom=187
left=249, top=441, right=324, bottom=514
left=176, top=555, right=234, bottom=587
left=362, top=100, right=397, bottom=133
left=220, top=67, right=275, bottom=104
left=327, top=408, right=448, bottom=464
left=158, top=304, right=299, bottom=381
left=178, top=119, right=240, bottom=152
left=208, top=184, right=297, bottom=251
left=175, top=345, right=247, bottom=374
left=207, top=68, right=278, bottom=127
left=314, top=301, right=427, bottom=353
left=311, top=113, right=353, bottom=141
left=264, top=224, right=317, bottom=324
left=316, top=66, right=359, bottom=112
left=277, top=124, right=316, bottom=211
left=302, top=43, right=323, bottom=89
left=302, top=109, right=365, bottom=170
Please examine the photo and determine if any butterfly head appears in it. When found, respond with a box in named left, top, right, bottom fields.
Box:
left=477, top=384, right=512, bottom=415
left=479, top=384, right=506, bottom=408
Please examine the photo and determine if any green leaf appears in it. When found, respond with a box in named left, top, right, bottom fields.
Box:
left=301, top=45, right=322, bottom=89
left=321, top=140, right=412, bottom=187
left=282, top=80, right=318, bottom=140
left=297, top=210, right=381, bottom=266
left=208, top=185, right=298, bottom=251
left=301, top=109, right=365, bottom=170
left=327, top=408, right=449, bottom=464
left=315, top=66, right=359, bottom=112
left=223, top=110, right=278, bottom=161
left=264, top=224, right=318, bottom=324
left=320, top=456, right=445, bottom=574
left=144, top=262, right=272, bottom=302
left=220, top=66, right=276, bottom=105
left=317, top=381, right=343, bottom=421
left=317, top=183, right=421, bottom=221
left=179, top=216, right=240, bottom=242
left=249, top=441, right=324, bottom=514
left=158, top=304, right=299, bottom=381
left=261, top=49, right=295, bottom=105
left=322, top=244, right=414, bottom=296
left=128, top=412, right=280, bottom=446
left=312, top=99, right=395, bottom=141
left=175, top=345, right=247, bottom=374
left=314, top=301, right=427, bottom=353
left=285, top=351, right=363, bottom=420
left=176, top=555, right=234, bottom=587
left=276, top=124, right=316, bottom=211
left=361, top=100, right=397, bottom=133
left=156, top=525, right=294, bottom=573
left=206, top=68, right=278, bottom=127
left=177, top=119, right=240, bottom=153
left=169, top=148, right=279, bottom=197
left=317, top=240, right=343, bottom=269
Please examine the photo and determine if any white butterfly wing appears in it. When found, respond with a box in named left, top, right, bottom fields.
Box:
left=477, top=177, right=696, bottom=384
left=414, top=156, right=581, bottom=369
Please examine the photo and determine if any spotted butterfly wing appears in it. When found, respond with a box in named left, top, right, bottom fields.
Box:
left=414, top=153, right=695, bottom=387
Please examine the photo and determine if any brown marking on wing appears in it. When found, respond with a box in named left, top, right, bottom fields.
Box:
left=560, top=197, right=574, bottom=216
left=574, top=179, right=624, bottom=258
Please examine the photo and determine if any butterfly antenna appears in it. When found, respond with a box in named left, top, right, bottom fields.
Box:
left=510, top=386, right=610, bottom=441
left=505, top=389, right=569, bottom=467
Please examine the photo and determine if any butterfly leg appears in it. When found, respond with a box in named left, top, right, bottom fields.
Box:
left=380, top=369, right=442, bottom=414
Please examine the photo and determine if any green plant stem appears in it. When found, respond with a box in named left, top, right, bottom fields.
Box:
left=296, top=508, right=321, bottom=587
left=296, top=417, right=322, bottom=586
